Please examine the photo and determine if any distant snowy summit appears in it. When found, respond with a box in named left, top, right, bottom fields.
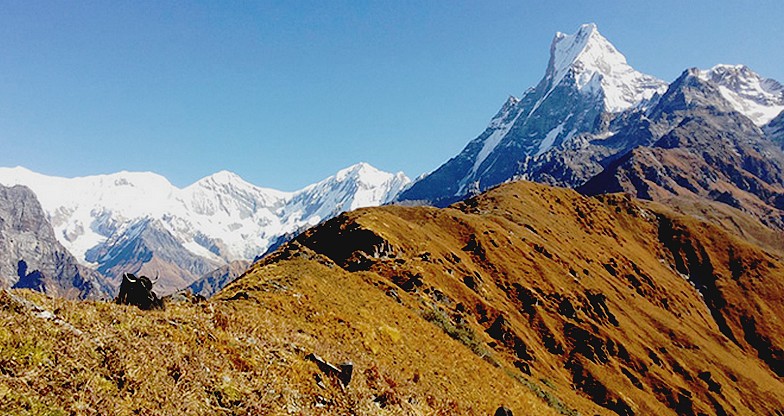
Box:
left=397, top=23, right=784, bottom=206
left=546, top=23, right=667, bottom=113
left=696, top=64, right=784, bottom=125
left=0, top=163, right=409, bottom=292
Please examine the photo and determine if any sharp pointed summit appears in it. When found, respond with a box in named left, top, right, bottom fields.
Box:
left=544, top=23, right=667, bottom=112
left=397, top=23, right=667, bottom=206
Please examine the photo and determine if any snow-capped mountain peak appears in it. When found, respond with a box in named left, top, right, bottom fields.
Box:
left=696, top=64, right=784, bottom=125
left=185, top=170, right=291, bottom=209
left=0, top=164, right=411, bottom=286
left=293, top=162, right=411, bottom=217
left=545, top=23, right=667, bottom=112
left=335, top=162, right=376, bottom=182
left=332, top=162, right=409, bottom=189
left=199, top=170, right=246, bottom=185
left=397, top=23, right=668, bottom=206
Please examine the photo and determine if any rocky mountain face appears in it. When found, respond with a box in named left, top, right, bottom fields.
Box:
left=0, top=163, right=409, bottom=294
left=580, top=69, right=784, bottom=229
left=766, top=110, right=784, bottom=147
left=84, top=217, right=222, bottom=294
left=397, top=24, right=784, bottom=224
left=397, top=23, right=668, bottom=206
left=185, top=259, right=250, bottom=298
left=0, top=184, right=110, bottom=299
left=265, top=181, right=784, bottom=415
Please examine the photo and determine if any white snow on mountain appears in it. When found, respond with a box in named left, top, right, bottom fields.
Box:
left=545, top=23, right=667, bottom=113
left=279, top=162, right=409, bottom=232
left=536, top=124, right=565, bottom=157
left=471, top=97, right=522, bottom=176
left=696, top=64, right=784, bottom=126
left=0, top=164, right=410, bottom=266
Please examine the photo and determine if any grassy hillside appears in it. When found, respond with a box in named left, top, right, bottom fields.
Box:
left=2, top=180, right=784, bottom=415
left=0, top=263, right=558, bottom=415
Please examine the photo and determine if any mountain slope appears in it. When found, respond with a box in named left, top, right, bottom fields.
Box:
left=0, top=251, right=559, bottom=414
left=580, top=68, right=784, bottom=229
left=397, top=23, right=667, bottom=206
left=284, top=181, right=784, bottom=414
left=3, top=180, right=784, bottom=415
left=0, top=163, right=409, bottom=294
left=0, top=184, right=110, bottom=299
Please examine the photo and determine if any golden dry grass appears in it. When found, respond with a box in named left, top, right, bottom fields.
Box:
left=0, top=258, right=559, bottom=415
left=3, top=180, right=784, bottom=416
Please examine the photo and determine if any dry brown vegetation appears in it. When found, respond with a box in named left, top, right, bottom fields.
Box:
left=2, top=180, right=784, bottom=415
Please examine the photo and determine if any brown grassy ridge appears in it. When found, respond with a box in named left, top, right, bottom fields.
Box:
left=3, top=180, right=784, bottom=415
left=0, top=259, right=558, bottom=415
left=279, top=181, right=784, bottom=415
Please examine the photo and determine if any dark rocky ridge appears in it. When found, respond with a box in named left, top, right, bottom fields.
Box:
left=580, top=70, right=784, bottom=229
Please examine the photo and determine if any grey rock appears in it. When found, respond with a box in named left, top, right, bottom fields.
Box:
left=0, top=184, right=111, bottom=299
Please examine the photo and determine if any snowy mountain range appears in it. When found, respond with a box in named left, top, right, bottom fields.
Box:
left=0, top=163, right=409, bottom=293
left=3, top=22, right=784, bottom=299
left=397, top=23, right=784, bottom=206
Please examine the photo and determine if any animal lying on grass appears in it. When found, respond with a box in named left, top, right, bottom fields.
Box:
left=115, top=272, right=164, bottom=310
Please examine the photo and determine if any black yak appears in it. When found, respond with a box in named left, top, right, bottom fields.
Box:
left=115, top=272, right=164, bottom=310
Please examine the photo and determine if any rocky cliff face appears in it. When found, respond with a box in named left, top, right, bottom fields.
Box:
left=0, top=184, right=110, bottom=299
left=765, top=110, right=784, bottom=147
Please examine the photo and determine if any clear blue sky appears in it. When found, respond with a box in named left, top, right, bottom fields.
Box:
left=1, top=1, right=782, bottom=190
